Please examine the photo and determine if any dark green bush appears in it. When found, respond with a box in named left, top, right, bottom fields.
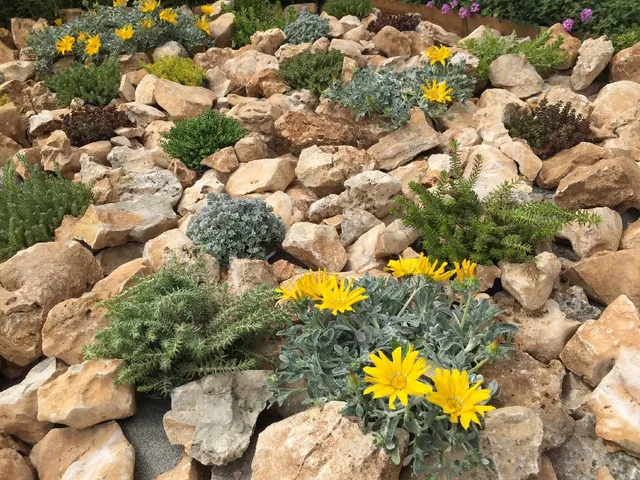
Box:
left=187, top=193, right=285, bottom=268
left=508, top=100, right=590, bottom=159
left=367, top=13, right=420, bottom=33
left=142, top=56, right=206, bottom=86
left=160, top=109, right=246, bottom=170
left=84, top=260, right=292, bottom=395
left=0, top=157, right=93, bottom=262
left=323, top=0, right=372, bottom=19
left=43, top=58, right=120, bottom=107
left=395, top=142, right=600, bottom=265
left=279, top=51, right=344, bottom=96
left=52, top=106, right=133, bottom=147
left=611, top=26, right=640, bottom=52
left=228, top=0, right=297, bottom=47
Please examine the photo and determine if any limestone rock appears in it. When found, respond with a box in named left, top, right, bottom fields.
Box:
left=0, top=61, right=35, bottom=82
left=228, top=258, right=278, bottom=294
left=373, top=220, right=419, bottom=258
left=560, top=295, right=640, bottom=386
left=264, top=191, right=303, bottom=228
left=246, top=68, right=290, bottom=98
left=388, top=160, right=430, bottom=201
left=463, top=145, right=518, bottom=199
left=621, top=218, right=640, bottom=250
left=275, top=111, right=355, bottom=154
left=234, top=136, right=273, bottom=163
left=571, top=37, right=614, bottom=91
left=480, top=407, right=544, bottom=480
left=72, top=196, right=178, bottom=250
left=473, top=88, right=530, bottom=128
left=0, top=241, right=101, bottom=366
left=210, top=13, right=235, bottom=48
left=177, top=170, right=225, bottom=215
left=163, top=371, right=270, bottom=465
left=155, top=455, right=200, bottom=480
left=296, top=145, right=374, bottom=196
left=542, top=85, right=593, bottom=118
left=251, top=401, right=408, bottom=480
left=500, top=252, right=561, bottom=311
left=488, top=54, right=544, bottom=98
left=345, top=223, right=386, bottom=272
left=0, top=358, right=66, bottom=443
left=37, top=360, right=135, bottom=429
left=340, top=208, right=384, bottom=247
left=537, top=142, right=606, bottom=189
left=153, top=41, right=187, bottom=60
left=367, top=108, right=439, bottom=171
left=30, top=421, right=135, bottom=480
left=329, top=39, right=366, bottom=67
left=0, top=448, right=34, bottom=480
left=373, top=26, right=411, bottom=59
left=611, top=42, right=640, bottom=83
left=0, top=103, right=25, bottom=143
left=222, top=50, right=279, bottom=88
left=135, top=73, right=159, bottom=105
left=0, top=132, right=20, bottom=163
left=201, top=146, right=239, bottom=173
left=499, top=140, right=542, bottom=181
left=590, top=81, right=640, bottom=131
left=283, top=222, right=347, bottom=272
left=225, top=155, right=296, bottom=196
left=119, top=102, right=168, bottom=127
left=154, top=80, right=216, bottom=120
left=547, top=23, right=581, bottom=70
left=560, top=207, right=622, bottom=258
left=250, top=28, right=286, bottom=56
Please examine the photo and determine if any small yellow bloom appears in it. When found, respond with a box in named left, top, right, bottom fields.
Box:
left=55, top=35, right=75, bottom=55
left=200, top=4, right=216, bottom=16
left=85, top=34, right=101, bottom=56
left=54, top=18, right=63, bottom=27
left=426, top=369, right=495, bottom=429
left=297, top=270, right=335, bottom=301
left=115, top=24, right=134, bottom=41
left=426, top=45, right=452, bottom=66
left=77, top=31, right=88, bottom=42
left=384, top=256, right=419, bottom=278
left=139, top=17, right=155, bottom=29
left=363, top=346, right=433, bottom=410
left=139, top=0, right=159, bottom=13
left=275, top=281, right=304, bottom=303
left=113, top=0, right=128, bottom=6
left=454, top=259, right=477, bottom=283
left=195, top=15, right=211, bottom=35
left=159, top=8, right=178, bottom=24
left=415, top=254, right=455, bottom=282
left=316, top=278, right=368, bottom=315
left=420, top=79, right=453, bottom=104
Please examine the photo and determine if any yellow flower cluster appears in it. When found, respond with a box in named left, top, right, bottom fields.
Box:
left=113, top=0, right=128, bottom=6
left=55, top=35, right=75, bottom=55
left=115, top=24, right=134, bottom=41
left=421, top=79, right=453, bottom=104
left=140, top=0, right=159, bottom=13
left=363, top=345, right=495, bottom=428
left=200, top=4, right=217, bottom=16
left=139, top=17, right=155, bottom=29
left=159, top=8, right=178, bottom=24
left=195, top=16, right=211, bottom=35
left=384, top=254, right=477, bottom=283
left=426, top=45, right=452, bottom=66
left=55, top=32, right=102, bottom=56
left=85, top=34, right=101, bottom=56
left=275, top=270, right=368, bottom=316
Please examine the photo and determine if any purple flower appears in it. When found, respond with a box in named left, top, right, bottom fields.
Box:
left=470, top=2, right=480, bottom=13
left=580, top=8, right=593, bottom=23
left=426, top=0, right=435, bottom=6
left=459, top=7, right=470, bottom=18
left=441, top=4, right=451, bottom=14
left=562, top=18, right=575, bottom=32
left=449, top=0, right=458, bottom=7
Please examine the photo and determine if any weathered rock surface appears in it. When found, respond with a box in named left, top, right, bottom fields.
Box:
left=345, top=223, right=386, bottom=272
left=488, top=54, right=544, bottom=98
left=0, top=448, right=34, bottom=480
left=283, top=222, right=347, bottom=272
left=340, top=208, right=384, bottom=247
left=275, top=111, right=355, bottom=154
left=228, top=258, right=278, bottom=294
left=154, top=80, right=216, bottom=120
left=537, top=142, right=607, bottom=189
left=571, top=37, right=614, bottom=91
left=548, top=23, right=582, bottom=69
left=463, top=145, right=518, bottom=199
left=373, top=26, right=411, bottom=59
left=499, top=252, right=562, bottom=311
left=559, top=207, right=622, bottom=258
left=499, top=140, right=542, bottom=181
left=610, top=42, right=640, bottom=83
left=225, top=155, right=296, bottom=196
left=590, top=81, right=640, bottom=131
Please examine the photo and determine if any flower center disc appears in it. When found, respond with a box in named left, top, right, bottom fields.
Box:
left=390, top=375, right=407, bottom=390
left=445, top=397, right=464, bottom=412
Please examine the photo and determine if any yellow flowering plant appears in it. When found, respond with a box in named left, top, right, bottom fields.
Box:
left=115, top=24, right=134, bottom=41
left=159, top=8, right=178, bottom=24
left=55, top=35, right=75, bottom=55
left=270, top=274, right=516, bottom=476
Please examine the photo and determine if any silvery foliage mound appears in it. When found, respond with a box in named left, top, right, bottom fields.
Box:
left=270, top=276, right=517, bottom=476
left=324, top=60, right=476, bottom=127
left=186, top=193, right=285, bottom=268
left=284, top=9, right=330, bottom=44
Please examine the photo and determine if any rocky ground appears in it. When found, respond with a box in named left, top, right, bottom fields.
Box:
left=1, top=2, right=640, bottom=480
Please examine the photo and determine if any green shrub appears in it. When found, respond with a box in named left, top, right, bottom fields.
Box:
left=508, top=100, right=590, bottom=159
left=395, top=142, right=600, bottom=265
left=84, top=260, right=292, bottom=396
left=279, top=51, right=344, bottom=96
left=228, top=0, right=297, bottom=47
left=367, top=13, right=421, bottom=34
left=323, top=0, right=372, bottom=19
left=283, top=10, right=330, bottom=45
left=52, top=105, right=134, bottom=147
left=0, top=156, right=93, bottom=262
left=324, top=58, right=475, bottom=127
left=43, top=58, right=120, bottom=107
left=142, top=56, right=206, bottom=86
left=160, top=109, right=246, bottom=170
left=458, top=27, right=567, bottom=81
left=611, top=25, right=640, bottom=52
left=187, top=193, right=285, bottom=268
left=271, top=275, right=516, bottom=476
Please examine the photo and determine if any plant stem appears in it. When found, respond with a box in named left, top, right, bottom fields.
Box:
left=469, top=357, right=488, bottom=373
left=459, top=291, right=472, bottom=331
left=398, top=285, right=422, bottom=317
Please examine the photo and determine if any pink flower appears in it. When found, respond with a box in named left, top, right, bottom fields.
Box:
left=449, top=0, right=458, bottom=7
left=470, top=2, right=480, bottom=13
left=562, top=18, right=574, bottom=32
left=459, top=7, right=470, bottom=18
left=441, top=3, right=451, bottom=14
left=580, top=8, right=593, bottom=23
left=426, top=0, right=435, bottom=6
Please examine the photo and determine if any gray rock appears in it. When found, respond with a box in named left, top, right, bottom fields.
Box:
left=553, top=285, right=602, bottom=322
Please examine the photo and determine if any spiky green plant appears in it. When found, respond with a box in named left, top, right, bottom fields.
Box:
left=43, top=58, right=120, bottom=107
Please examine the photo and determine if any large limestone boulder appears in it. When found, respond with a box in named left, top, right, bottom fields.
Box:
left=340, top=208, right=384, bottom=247
left=373, top=26, right=411, bottom=59
left=473, top=88, right=530, bottom=128
left=547, top=23, right=581, bottom=69
left=559, top=207, right=622, bottom=258
left=30, top=421, right=135, bottom=480
left=537, top=142, right=607, bottom=189
left=0, top=241, right=102, bottom=366
left=163, top=371, right=270, bottom=465
left=225, top=155, right=297, bottom=197
left=275, top=111, right=355, bottom=154
left=610, top=42, right=640, bottom=83
left=499, top=252, right=561, bottom=311
left=464, top=145, right=518, bottom=199
left=560, top=295, right=640, bottom=386
left=499, top=140, right=542, bottom=181
left=251, top=401, right=408, bottom=480
left=0, top=358, right=66, bottom=443
left=283, top=222, right=347, bottom=272
left=72, top=196, right=178, bottom=250
left=0, top=61, right=35, bottom=82
left=221, top=50, right=279, bottom=88
left=571, top=37, right=614, bottom=91
left=488, top=54, right=544, bottom=98
left=0, top=448, right=34, bottom=480
left=251, top=28, right=287, bottom=56
left=37, top=360, right=135, bottom=429
left=345, top=223, right=386, bottom=272
left=590, top=81, right=640, bottom=131
left=154, top=80, right=216, bottom=120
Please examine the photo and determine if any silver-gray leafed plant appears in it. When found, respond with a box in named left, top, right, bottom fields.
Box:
left=284, top=9, right=330, bottom=44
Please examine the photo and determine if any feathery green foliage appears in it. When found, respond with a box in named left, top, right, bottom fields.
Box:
left=187, top=193, right=285, bottom=268
left=0, top=156, right=93, bottom=262
left=84, top=260, right=292, bottom=396
left=160, top=109, right=246, bottom=170
left=283, top=10, right=330, bottom=45
left=612, top=26, right=640, bottom=52
left=43, top=58, right=120, bottom=107
left=228, top=0, right=297, bottom=47
left=458, top=27, right=567, bottom=81
left=142, top=56, right=206, bottom=86
left=279, top=51, right=344, bottom=96
left=396, top=142, right=600, bottom=265
left=323, top=0, right=372, bottom=19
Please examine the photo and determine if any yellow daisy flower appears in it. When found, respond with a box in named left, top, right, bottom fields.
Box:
left=426, top=369, right=495, bottom=429
left=200, top=4, right=216, bottom=16
left=426, top=45, right=452, bottom=66
left=139, top=17, right=155, bottom=29
left=414, top=254, right=455, bottom=282
left=363, top=345, right=433, bottom=410
left=384, top=256, right=418, bottom=278
left=55, top=35, right=75, bottom=55
left=139, top=0, right=159, bottom=13
left=297, top=270, right=336, bottom=301
left=54, top=18, right=63, bottom=27
left=195, top=15, right=211, bottom=35
left=316, top=278, right=368, bottom=315
left=115, top=24, right=134, bottom=41
left=454, top=259, right=477, bottom=283
left=85, top=34, right=101, bottom=56
left=159, top=8, right=178, bottom=24
left=113, top=0, right=128, bottom=6
left=275, top=281, right=304, bottom=303
left=420, top=79, right=453, bottom=104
